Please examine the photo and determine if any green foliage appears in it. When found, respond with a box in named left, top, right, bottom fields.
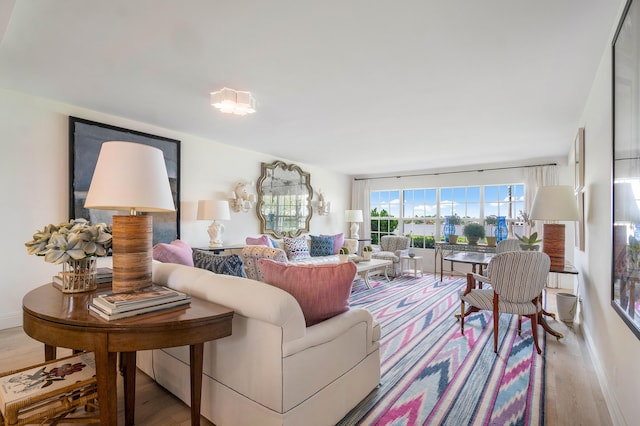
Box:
left=363, top=245, right=373, bottom=252
left=516, top=232, right=542, bottom=245
left=463, top=223, right=486, bottom=239
left=339, top=246, right=350, bottom=255
left=370, top=208, right=399, bottom=245
left=446, top=213, right=464, bottom=225
left=484, top=215, right=498, bottom=226
left=409, top=235, right=435, bottom=249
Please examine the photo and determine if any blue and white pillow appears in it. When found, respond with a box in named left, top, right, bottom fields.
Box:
left=192, top=250, right=247, bottom=278
left=283, top=236, right=311, bottom=261
left=310, top=235, right=334, bottom=257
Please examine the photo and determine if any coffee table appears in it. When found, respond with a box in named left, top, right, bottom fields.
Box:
left=22, top=283, right=234, bottom=426
left=355, top=258, right=392, bottom=288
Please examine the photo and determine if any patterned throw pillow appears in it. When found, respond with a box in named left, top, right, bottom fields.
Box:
left=152, top=240, right=194, bottom=266
left=258, top=259, right=357, bottom=326
left=283, top=236, right=311, bottom=261
left=192, top=250, right=247, bottom=278
left=321, top=233, right=345, bottom=254
left=245, top=235, right=273, bottom=247
left=309, top=235, right=334, bottom=257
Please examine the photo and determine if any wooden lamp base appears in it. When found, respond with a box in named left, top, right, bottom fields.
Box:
left=112, top=215, right=153, bottom=293
left=542, top=223, right=565, bottom=271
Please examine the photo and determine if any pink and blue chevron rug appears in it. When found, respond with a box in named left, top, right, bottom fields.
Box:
left=338, top=274, right=545, bottom=426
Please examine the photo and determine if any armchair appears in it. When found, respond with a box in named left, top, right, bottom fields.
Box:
left=371, top=235, right=411, bottom=277
left=459, top=251, right=550, bottom=354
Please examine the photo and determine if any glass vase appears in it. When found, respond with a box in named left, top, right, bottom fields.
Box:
left=61, top=258, right=97, bottom=293
left=443, top=216, right=457, bottom=243
left=495, top=216, right=508, bottom=243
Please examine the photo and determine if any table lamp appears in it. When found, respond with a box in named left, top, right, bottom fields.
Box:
left=529, top=185, right=579, bottom=270
left=84, top=141, right=175, bottom=293
left=197, top=200, right=231, bottom=247
left=345, top=209, right=364, bottom=239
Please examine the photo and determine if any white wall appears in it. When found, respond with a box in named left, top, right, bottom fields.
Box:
left=577, top=4, right=640, bottom=423
left=0, top=88, right=351, bottom=330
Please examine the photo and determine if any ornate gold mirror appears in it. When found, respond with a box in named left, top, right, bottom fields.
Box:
left=257, top=161, right=313, bottom=238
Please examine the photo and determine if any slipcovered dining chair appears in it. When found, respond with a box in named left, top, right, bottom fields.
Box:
left=371, top=235, right=411, bottom=277
left=459, top=251, right=550, bottom=354
left=481, top=238, right=522, bottom=282
left=496, top=238, right=521, bottom=253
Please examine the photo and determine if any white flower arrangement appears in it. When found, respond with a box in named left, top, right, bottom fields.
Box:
left=25, top=218, right=112, bottom=264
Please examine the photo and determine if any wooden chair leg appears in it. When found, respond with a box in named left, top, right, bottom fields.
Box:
left=460, top=301, right=465, bottom=334
left=531, top=313, right=542, bottom=355
left=518, top=315, right=522, bottom=336
left=493, top=293, right=499, bottom=353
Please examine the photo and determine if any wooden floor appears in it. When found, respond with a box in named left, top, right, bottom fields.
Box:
left=0, top=289, right=611, bottom=426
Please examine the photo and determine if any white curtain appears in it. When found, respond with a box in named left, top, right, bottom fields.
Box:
left=351, top=179, right=370, bottom=240
left=525, top=165, right=559, bottom=286
left=525, top=165, right=558, bottom=235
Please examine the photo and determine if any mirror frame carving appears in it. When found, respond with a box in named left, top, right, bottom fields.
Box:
left=256, top=161, right=313, bottom=238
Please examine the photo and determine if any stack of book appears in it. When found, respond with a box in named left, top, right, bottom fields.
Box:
left=53, top=267, right=113, bottom=289
left=88, top=285, right=191, bottom=320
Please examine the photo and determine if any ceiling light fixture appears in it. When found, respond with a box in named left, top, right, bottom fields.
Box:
left=210, top=87, right=256, bottom=116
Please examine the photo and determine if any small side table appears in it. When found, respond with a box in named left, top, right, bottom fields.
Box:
left=401, top=255, right=423, bottom=278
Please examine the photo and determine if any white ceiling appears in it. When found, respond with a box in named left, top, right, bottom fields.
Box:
left=0, top=0, right=623, bottom=177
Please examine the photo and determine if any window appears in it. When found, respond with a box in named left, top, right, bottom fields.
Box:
left=370, top=190, right=400, bottom=244
left=370, top=183, right=525, bottom=247
left=403, top=188, right=437, bottom=248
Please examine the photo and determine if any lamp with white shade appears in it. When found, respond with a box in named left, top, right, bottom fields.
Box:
left=197, top=200, right=231, bottom=247
left=84, top=141, right=175, bottom=293
left=530, top=185, right=579, bottom=270
left=345, top=210, right=364, bottom=239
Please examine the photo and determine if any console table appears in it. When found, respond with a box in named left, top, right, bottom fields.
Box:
left=435, top=241, right=496, bottom=281
left=22, top=283, right=234, bottom=426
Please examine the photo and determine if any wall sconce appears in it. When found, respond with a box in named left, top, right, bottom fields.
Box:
left=316, top=190, right=331, bottom=216
left=230, top=182, right=256, bottom=213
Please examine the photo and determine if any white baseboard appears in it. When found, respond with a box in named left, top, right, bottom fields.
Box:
left=581, top=321, right=626, bottom=425
left=0, top=311, right=22, bottom=331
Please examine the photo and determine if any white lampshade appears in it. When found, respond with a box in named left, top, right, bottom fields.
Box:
left=84, top=141, right=175, bottom=213
left=197, top=200, right=231, bottom=221
left=530, top=186, right=579, bottom=222
left=345, top=210, right=364, bottom=223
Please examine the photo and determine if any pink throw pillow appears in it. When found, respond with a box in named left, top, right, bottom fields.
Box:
left=258, top=259, right=357, bottom=326
left=245, top=235, right=274, bottom=247
left=322, top=233, right=345, bottom=254
left=152, top=240, right=194, bottom=267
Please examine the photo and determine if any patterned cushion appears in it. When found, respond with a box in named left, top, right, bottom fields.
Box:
left=321, top=233, right=344, bottom=254
left=258, top=259, right=357, bottom=326
left=152, top=240, right=194, bottom=266
left=309, top=235, right=334, bottom=257
left=241, top=246, right=288, bottom=281
left=245, top=235, right=273, bottom=247
left=192, top=250, right=247, bottom=278
left=283, top=236, right=311, bottom=261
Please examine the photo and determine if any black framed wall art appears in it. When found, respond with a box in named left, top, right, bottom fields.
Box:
left=69, top=117, right=181, bottom=245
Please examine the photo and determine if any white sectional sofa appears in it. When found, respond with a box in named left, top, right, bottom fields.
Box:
left=137, top=261, right=381, bottom=426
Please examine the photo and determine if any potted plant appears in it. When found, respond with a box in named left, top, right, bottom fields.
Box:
left=463, top=223, right=485, bottom=245
left=338, top=246, right=350, bottom=263
left=516, top=232, right=542, bottom=251
left=25, top=218, right=112, bottom=293
left=444, top=214, right=463, bottom=244
left=362, top=245, right=373, bottom=260
left=484, top=215, right=498, bottom=246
